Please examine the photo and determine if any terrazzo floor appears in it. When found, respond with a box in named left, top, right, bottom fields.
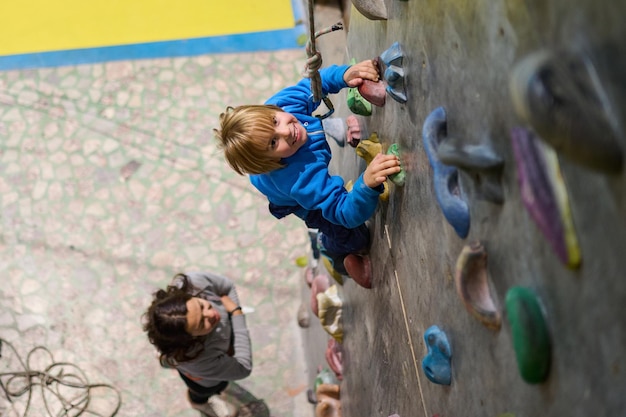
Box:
left=0, top=49, right=318, bottom=417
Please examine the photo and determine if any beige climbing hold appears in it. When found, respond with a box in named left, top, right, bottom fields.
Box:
left=317, top=285, right=343, bottom=342
left=356, top=133, right=382, bottom=164
left=454, top=241, right=501, bottom=330
left=351, top=0, right=387, bottom=20
left=315, top=383, right=341, bottom=417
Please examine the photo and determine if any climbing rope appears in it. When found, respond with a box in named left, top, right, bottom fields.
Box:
left=0, top=338, right=122, bottom=417
left=304, top=0, right=344, bottom=119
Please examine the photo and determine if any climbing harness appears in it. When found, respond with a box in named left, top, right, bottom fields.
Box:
left=304, top=0, right=344, bottom=120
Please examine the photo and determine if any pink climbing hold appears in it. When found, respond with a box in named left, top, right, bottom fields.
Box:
left=343, top=254, right=372, bottom=289
left=311, top=274, right=332, bottom=316
left=325, top=338, right=343, bottom=380
left=358, top=79, right=386, bottom=107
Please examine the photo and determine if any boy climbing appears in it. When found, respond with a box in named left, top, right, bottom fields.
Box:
left=214, top=60, right=401, bottom=288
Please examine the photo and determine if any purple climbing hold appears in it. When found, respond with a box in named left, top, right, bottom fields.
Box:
left=510, top=127, right=581, bottom=269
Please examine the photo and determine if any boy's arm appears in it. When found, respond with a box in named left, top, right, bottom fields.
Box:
left=319, top=65, right=351, bottom=95
left=274, top=159, right=382, bottom=229
left=266, top=65, right=350, bottom=115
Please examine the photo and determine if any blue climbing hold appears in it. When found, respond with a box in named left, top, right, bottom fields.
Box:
left=422, top=107, right=470, bottom=238
left=421, top=325, right=452, bottom=385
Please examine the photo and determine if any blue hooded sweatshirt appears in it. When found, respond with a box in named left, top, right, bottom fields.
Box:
left=249, top=65, right=382, bottom=229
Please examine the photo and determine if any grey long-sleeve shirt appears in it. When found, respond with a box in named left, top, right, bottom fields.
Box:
left=174, top=271, right=252, bottom=388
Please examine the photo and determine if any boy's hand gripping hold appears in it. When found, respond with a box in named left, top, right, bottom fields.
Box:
left=363, top=153, right=401, bottom=188
left=343, top=59, right=380, bottom=87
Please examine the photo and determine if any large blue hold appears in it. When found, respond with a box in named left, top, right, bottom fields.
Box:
left=421, top=325, right=452, bottom=385
left=422, top=107, right=471, bottom=238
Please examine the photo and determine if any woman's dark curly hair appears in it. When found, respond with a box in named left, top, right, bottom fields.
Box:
left=143, top=274, right=205, bottom=366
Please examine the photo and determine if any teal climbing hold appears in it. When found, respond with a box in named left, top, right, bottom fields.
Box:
left=505, top=286, right=551, bottom=384
left=386, top=143, right=405, bottom=186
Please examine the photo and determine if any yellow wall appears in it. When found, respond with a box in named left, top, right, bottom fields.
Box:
left=1, top=0, right=295, bottom=55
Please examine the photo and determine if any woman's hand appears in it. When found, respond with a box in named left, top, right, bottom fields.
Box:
left=343, top=59, right=380, bottom=87
left=220, top=295, right=242, bottom=316
left=363, top=153, right=401, bottom=188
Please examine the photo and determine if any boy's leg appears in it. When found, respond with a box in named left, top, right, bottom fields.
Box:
left=305, top=210, right=371, bottom=286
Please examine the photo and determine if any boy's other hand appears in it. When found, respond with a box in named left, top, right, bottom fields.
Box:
left=344, top=59, right=380, bottom=87
left=363, top=153, right=401, bottom=188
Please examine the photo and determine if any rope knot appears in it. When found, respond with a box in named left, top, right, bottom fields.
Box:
left=304, top=51, right=323, bottom=79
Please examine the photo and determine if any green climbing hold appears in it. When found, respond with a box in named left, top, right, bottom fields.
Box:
left=347, top=58, right=372, bottom=116
left=386, top=143, right=405, bottom=186
left=505, top=286, right=551, bottom=384
left=314, top=367, right=340, bottom=392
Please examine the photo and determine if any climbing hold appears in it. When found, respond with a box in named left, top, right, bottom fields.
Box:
left=325, top=338, right=343, bottom=380
left=346, top=115, right=369, bottom=148
left=510, top=127, right=581, bottom=269
left=343, top=254, right=372, bottom=289
left=380, top=42, right=407, bottom=103
left=322, top=118, right=346, bottom=147
left=314, top=367, right=340, bottom=392
left=350, top=0, right=387, bottom=20
left=347, top=59, right=373, bottom=116
left=436, top=138, right=504, bottom=204
left=386, top=143, right=405, bottom=186
left=509, top=48, right=623, bottom=174
left=356, top=133, right=382, bottom=164
left=422, top=107, right=470, bottom=238
left=358, top=79, right=386, bottom=107
left=296, top=255, right=309, bottom=268
left=297, top=301, right=311, bottom=328
left=304, top=266, right=315, bottom=288
left=317, top=285, right=344, bottom=342
left=315, top=383, right=342, bottom=417
left=347, top=85, right=373, bottom=116
left=380, top=41, right=403, bottom=67
left=355, top=134, right=390, bottom=201
left=505, top=286, right=551, bottom=384
left=384, top=65, right=407, bottom=103
left=311, top=273, right=332, bottom=316
left=455, top=241, right=501, bottom=330
left=421, top=325, right=452, bottom=385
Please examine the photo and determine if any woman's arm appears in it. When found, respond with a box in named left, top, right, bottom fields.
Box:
left=185, top=271, right=234, bottom=296
left=177, top=313, right=252, bottom=382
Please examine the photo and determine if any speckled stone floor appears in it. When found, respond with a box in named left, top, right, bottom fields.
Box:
left=0, top=49, right=318, bottom=417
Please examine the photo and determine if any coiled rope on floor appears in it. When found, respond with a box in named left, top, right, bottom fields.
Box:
left=0, top=338, right=121, bottom=417
left=303, top=0, right=344, bottom=118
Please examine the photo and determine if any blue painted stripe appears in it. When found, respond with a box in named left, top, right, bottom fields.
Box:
left=0, top=27, right=306, bottom=71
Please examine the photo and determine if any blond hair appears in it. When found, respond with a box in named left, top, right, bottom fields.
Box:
left=214, top=105, right=285, bottom=175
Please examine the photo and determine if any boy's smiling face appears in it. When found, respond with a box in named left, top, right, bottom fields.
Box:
left=267, top=111, right=308, bottom=159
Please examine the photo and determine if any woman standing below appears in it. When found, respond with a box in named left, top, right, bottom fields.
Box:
left=143, top=271, right=252, bottom=417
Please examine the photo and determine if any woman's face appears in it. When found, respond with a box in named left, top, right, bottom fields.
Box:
left=185, top=297, right=221, bottom=337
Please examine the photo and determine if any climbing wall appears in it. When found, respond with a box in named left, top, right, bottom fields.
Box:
left=327, top=0, right=626, bottom=416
